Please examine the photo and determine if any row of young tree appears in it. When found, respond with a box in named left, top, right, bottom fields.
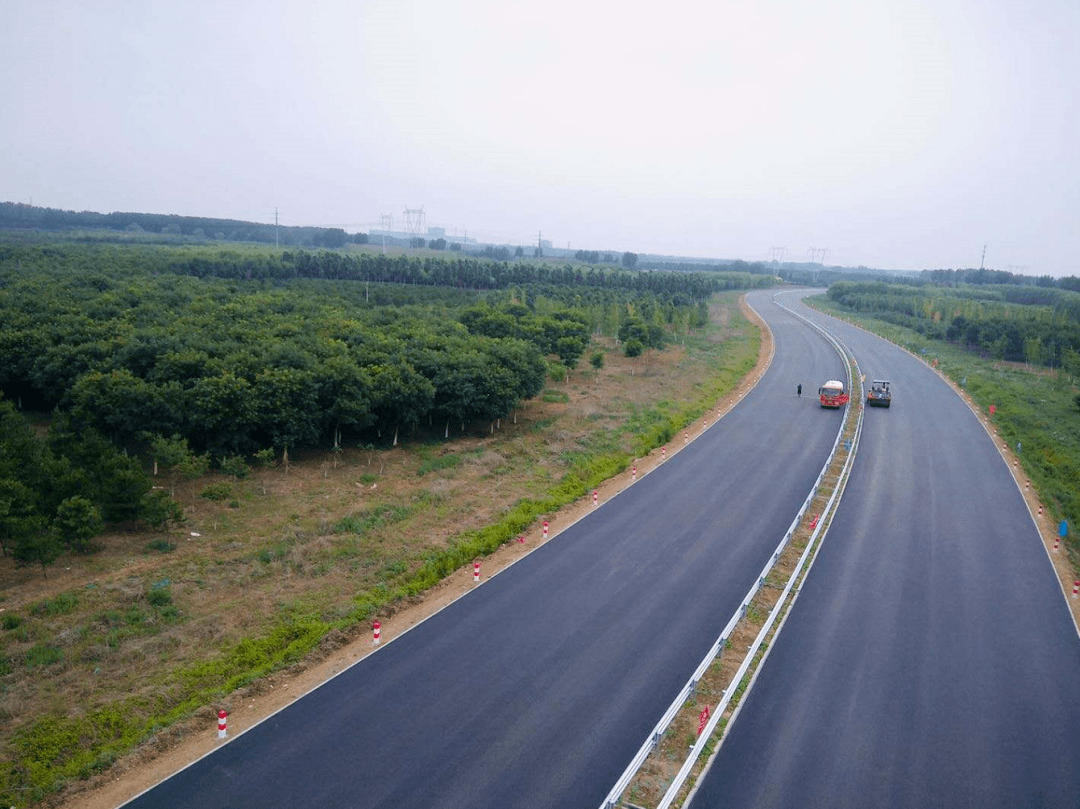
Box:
left=827, top=280, right=1080, bottom=372
left=0, top=241, right=773, bottom=300
left=573, top=249, right=639, bottom=268
left=918, top=267, right=1080, bottom=292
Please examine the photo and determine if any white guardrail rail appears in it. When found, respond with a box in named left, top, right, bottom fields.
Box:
left=599, top=291, right=863, bottom=809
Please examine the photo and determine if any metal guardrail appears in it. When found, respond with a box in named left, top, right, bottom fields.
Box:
left=599, top=291, right=862, bottom=809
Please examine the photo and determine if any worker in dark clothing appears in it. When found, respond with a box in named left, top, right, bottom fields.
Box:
left=797, top=383, right=802, bottom=396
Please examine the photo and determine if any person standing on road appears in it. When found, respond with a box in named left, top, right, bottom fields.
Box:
left=797, top=383, right=802, bottom=396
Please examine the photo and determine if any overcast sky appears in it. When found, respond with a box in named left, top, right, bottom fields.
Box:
left=3, top=0, right=1078, bottom=275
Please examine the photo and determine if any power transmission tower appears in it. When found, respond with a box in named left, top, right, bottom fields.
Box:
left=980, top=244, right=987, bottom=270
left=274, top=207, right=279, bottom=248
left=379, top=213, right=394, bottom=254
left=402, top=206, right=426, bottom=240
left=770, top=246, right=786, bottom=264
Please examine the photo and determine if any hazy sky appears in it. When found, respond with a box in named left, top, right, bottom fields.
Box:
left=3, top=0, right=1078, bottom=275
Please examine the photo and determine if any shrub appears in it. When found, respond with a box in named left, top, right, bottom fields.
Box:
left=200, top=483, right=232, bottom=501
left=24, top=644, right=63, bottom=667
left=29, top=592, right=78, bottom=617
left=219, top=455, right=250, bottom=479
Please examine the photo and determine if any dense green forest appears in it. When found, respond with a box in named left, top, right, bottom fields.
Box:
left=0, top=238, right=772, bottom=573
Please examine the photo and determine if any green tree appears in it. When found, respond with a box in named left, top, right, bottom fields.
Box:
left=184, top=372, right=257, bottom=455
left=12, top=518, right=59, bottom=577
left=0, top=479, right=39, bottom=557
left=252, top=367, right=320, bottom=450
left=317, top=355, right=374, bottom=449
left=140, top=488, right=183, bottom=529
left=52, top=495, right=103, bottom=553
left=146, top=433, right=194, bottom=477
left=47, top=419, right=153, bottom=523
left=68, top=369, right=181, bottom=445
left=621, top=252, right=639, bottom=269
left=176, top=448, right=212, bottom=493
left=367, top=361, right=435, bottom=446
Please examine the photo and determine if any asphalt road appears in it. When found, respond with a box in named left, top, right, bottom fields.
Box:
left=689, top=291, right=1080, bottom=808
left=121, top=290, right=849, bottom=809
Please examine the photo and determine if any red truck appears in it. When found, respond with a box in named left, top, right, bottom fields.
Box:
left=818, top=380, right=849, bottom=409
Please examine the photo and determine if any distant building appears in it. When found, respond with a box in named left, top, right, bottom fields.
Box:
left=427, top=226, right=446, bottom=238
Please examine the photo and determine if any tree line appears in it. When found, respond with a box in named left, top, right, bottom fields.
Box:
left=0, top=201, right=363, bottom=248
left=0, top=241, right=775, bottom=300
left=827, top=280, right=1080, bottom=372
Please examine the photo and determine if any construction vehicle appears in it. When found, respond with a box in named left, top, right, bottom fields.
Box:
left=866, top=380, right=892, bottom=408
left=818, top=380, right=849, bottom=409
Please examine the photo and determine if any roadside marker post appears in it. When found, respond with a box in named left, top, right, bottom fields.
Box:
left=632, top=466, right=637, bottom=482
left=373, top=620, right=381, bottom=645
left=593, top=490, right=598, bottom=506
left=543, top=520, right=549, bottom=540
left=1073, top=581, right=1079, bottom=599
left=473, top=560, right=481, bottom=582
left=217, top=710, right=228, bottom=739
left=661, top=446, right=667, bottom=461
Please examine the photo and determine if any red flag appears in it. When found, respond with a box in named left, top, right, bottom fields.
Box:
left=697, top=705, right=711, bottom=736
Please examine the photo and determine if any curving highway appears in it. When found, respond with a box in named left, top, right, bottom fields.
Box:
left=121, top=291, right=850, bottom=809
left=689, top=291, right=1080, bottom=808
